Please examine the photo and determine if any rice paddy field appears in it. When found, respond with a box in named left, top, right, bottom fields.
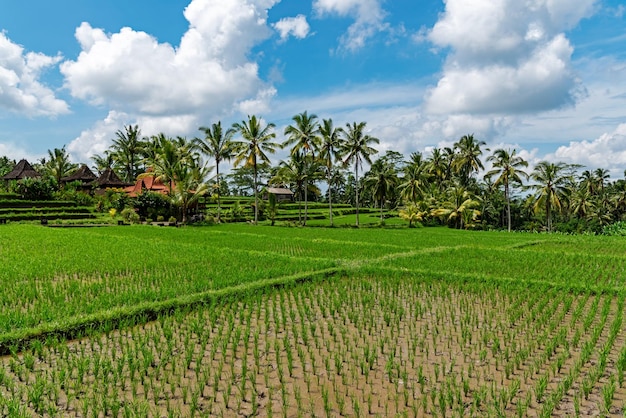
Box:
left=0, top=223, right=625, bottom=417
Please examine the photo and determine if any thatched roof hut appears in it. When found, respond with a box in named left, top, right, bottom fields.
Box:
left=91, top=167, right=132, bottom=191
left=1, top=159, right=41, bottom=181
left=61, top=164, right=97, bottom=185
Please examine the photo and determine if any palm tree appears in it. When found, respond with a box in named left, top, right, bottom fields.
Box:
left=594, top=168, right=610, bottom=194
left=399, top=155, right=429, bottom=205
left=432, top=184, right=481, bottom=229
left=452, top=134, right=486, bottom=186
left=91, top=152, right=114, bottom=175
left=529, top=161, right=573, bottom=232
left=271, top=151, right=307, bottom=224
left=318, top=118, right=344, bottom=226
left=283, top=111, right=320, bottom=225
left=144, top=135, right=209, bottom=223
left=43, top=146, right=77, bottom=187
left=341, top=121, right=379, bottom=227
left=194, top=122, right=235, bottom=223
left=485, top=149, right=528, bottom=231
left=110, top=124, right=145, bottom=183
left=364, top=160, right=398, bottom=223
left=232, top=115, right=279, bottom=224
left=171, top=160, right=210, bottom=224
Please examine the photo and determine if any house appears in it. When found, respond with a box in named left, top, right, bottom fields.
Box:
left=1, top=159, right=41, bottom=181
left=61, top=164, right=97, bottom=191
left=124, top=173, right=172, bottom=197
left=90, top=167, right=132, bottom=193
left=264, top=187, right=294, bottom=202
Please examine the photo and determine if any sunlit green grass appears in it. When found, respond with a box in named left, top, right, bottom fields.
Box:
left=0, top=222, right=624, bottom=349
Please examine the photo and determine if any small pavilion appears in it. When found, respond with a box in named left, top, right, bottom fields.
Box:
left=1, top=159, right=41, bottom=181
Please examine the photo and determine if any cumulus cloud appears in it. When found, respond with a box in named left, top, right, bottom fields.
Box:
left=425, top=0, right=597, bottom=115
left=273, top=15, right=310, bottom=41
left=66, top=111, right=130, bottom=161
left=550, top=124, right=626, bottom=175
left=313, top=0, right=387, bottom=52
left=0, top=32, right=69, bottom=117
left=62, top=0, right=280, bottom=161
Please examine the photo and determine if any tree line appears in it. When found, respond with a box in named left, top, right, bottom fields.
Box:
left=3, top=111, right=626, bottom=232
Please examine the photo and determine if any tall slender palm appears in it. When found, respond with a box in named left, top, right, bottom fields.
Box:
left=364, top=160, right=398, bottom=223
left=232, top=115, right=279, bottom=224
left=452, top=134, right=486, bottom=186
left=194, top=122, right=234, bottom=223
left=529, top=161, right=573, bottom=232
left=283, top=111, right=320, bottom=225
left=341, top=121, right=379, bottom=227
left=111, top=124, right=145, bottom=183
left=318, top=118, right=344, bottom=226
left=400, top=154, right=429, bottom=205
left=43, top=146, right=77, bottom=187
left=91, top=152, right=114, bottom=175
left=272, top=151, right=322, bottom=224
left=485, top=148, right=528, bottom=232
left=426, top=148, right=448, bottom=189
left=594, top=168, right=610, bottom=194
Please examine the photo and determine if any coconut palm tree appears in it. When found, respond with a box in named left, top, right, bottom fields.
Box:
left=341, top=121, right=379, bottom=227
left=232, top=115, right=279, bottom=224
left=399, top=154, right=429, bottom=205
left=194, top=122, right=235, bottom=223
left=318, top=118, right=344, bottom=226
left=529, top=161, right=573, bottom=232
left=110, top=124, right=145, bottom=183
left=283, top=111, right=320, bottom=226
left=144, top=135, right=209, bottom=223
left=432, top=184, right=481, bottom=229
left=364, top=160, right=398, bottom=223
left=91, top=152, right=114, bottom=175
left=485, top=149, right=528, bottom=232
left=43, top=146, right=77, bottom=187
left=452, top=134, right=486, bottom=186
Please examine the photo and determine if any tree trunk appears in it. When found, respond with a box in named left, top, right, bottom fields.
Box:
left=253, top=161, right=258, bottom=224
left=505, top=182, right=511, bottom=232
left=304, top=178, right=308, bottom=226
left=328, top=169, right=334, bottom=226
left=380, top=199, right=384, bottom=223
left=355, top=163, right=360, bottom=227
left=216, top=163, right=221, bottom=223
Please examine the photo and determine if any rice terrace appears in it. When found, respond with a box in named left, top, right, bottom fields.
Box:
left=0, top=224, right=623, bottom=417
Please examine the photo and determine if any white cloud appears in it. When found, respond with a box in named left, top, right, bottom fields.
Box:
left=550, top=124, right=626, bottom=176
left=0, top=141, right=41, bottom=163
left=0, top=32, right=69, bottom=117
left=273, top=15, right=311, bottom=41
left=313, top=0, right=387, bottom=52
left=62, top=0, right=280, bottom=161
left=67, top=111, right=130, bottom=161
left=425, top=0, right=597, bottom=115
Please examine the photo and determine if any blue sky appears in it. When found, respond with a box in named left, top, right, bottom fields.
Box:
left=1, top=0, right=625, bottom=177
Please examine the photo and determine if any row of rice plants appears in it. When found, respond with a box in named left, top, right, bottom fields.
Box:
left=0, top=225, right=338, bottom=344
left=375, top=244, right=626, bottom=292
left=1, top=274, right=623, bottom=416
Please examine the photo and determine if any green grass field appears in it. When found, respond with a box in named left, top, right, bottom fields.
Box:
left=0, top=224, right=624, bottom=416
left=0, top=223, right=624, bottom=347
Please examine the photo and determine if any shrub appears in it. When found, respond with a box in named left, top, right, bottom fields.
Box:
left=11, top=177, right=56, bottom=200
left=120, top=208, right=140, bottom=224
left=603, top=221, right=626, bottom=236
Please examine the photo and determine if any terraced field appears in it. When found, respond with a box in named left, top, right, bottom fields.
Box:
left=0, top=224, right=624, bottom=416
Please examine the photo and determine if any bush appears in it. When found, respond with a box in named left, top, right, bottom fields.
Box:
left=120, top=208, right=140, bottom=224
left=603, top=221, right=626, bottom=236
left=11, top=177, right=56, bottom=200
